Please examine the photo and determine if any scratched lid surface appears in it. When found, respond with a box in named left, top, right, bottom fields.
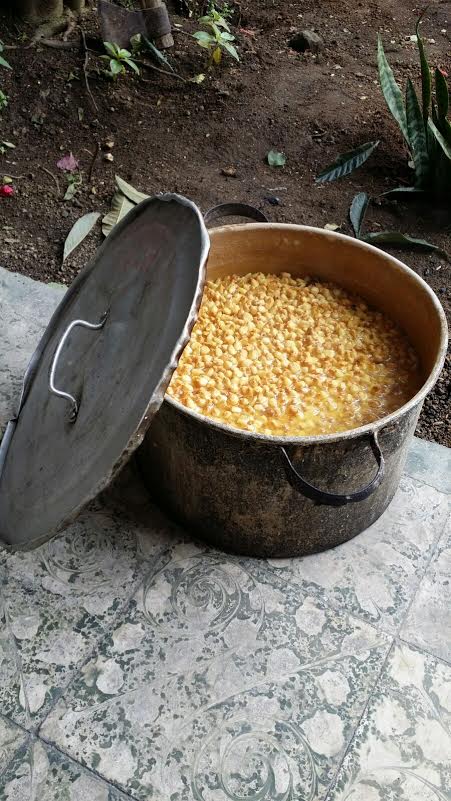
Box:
left=0, top=194, right=209, bottom=549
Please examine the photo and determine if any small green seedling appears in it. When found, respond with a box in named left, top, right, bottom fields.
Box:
left=193, top=4, right=239, bottom=65
left=0, top=90, right=8, bottom=110
left=101, top=42, right=140, bottom=79
left=0, top=140, right=14, bottom=156
left=0, top=42, right=12, bottom=71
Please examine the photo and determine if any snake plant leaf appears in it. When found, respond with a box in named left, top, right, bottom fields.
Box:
left=361, top=231, right=448, bottom=259
left=380, top=186, right=425, bottom=199
left=377, top=35, right=409, bottom=146
left=349, top=192, right=370, bottom=238
left=428, top=119, right=451, bottom=160
left=143, top=36, right=174, bottom=72
left=435, top=68, right=449, bottom=122
left=405, top=78, right=429, bottom=186
left=115, top=175, right=149, bottom=204
left=415, top=21, right=431, bottom=123
left=63, top=212, right=100, bottom=261
left=102, top=192, right=134, bottom=237
left=315, top=140, right=379, bottom=183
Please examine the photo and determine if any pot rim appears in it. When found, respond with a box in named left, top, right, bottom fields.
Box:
left=165, top=223, right=448, bottom=445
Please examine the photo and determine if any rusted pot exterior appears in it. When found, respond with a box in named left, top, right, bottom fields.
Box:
left=138, top=224, right=447, bottom=558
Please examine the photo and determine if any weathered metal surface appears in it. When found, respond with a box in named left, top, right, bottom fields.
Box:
left=138, top=399, right=422, bottom=558
left=0, top=195, right=209, bottom=550
left=138, top=221, right=447, bottom=557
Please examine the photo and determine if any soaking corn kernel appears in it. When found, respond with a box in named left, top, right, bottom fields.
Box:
left=167, top=273, right=422, bottom=436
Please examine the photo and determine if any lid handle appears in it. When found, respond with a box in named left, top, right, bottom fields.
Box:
left=49, top=311, right=109, bottom=422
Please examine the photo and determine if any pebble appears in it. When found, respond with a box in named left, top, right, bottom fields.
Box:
left=289, top=29, right=323, bottom=54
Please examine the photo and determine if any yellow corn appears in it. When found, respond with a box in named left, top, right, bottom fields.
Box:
left=167, top=273, right=421, bottom=436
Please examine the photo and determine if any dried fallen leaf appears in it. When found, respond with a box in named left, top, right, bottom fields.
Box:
left=63, top=211, right=100, bottom=261
left=115, top=175, right=149, bottom=204
left=324, top=223, right=340, bottom=231
left=102, top=192, right=134, bottom=237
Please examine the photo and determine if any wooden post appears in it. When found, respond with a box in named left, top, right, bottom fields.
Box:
left=139, top=0, right=174, bottom=50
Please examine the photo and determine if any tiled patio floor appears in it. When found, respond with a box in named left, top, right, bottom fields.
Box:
left=0, top=269, right=450, bottom=799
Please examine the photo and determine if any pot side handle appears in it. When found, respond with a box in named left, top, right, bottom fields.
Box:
left=281, top=431, right=385, bottom=507
left=204, top=203, right=269, bottom=226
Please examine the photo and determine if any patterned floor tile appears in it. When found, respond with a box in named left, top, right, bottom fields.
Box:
left=40, top=543, right=390, bottom=800
left=0, top=738, right=129, bottom=800
left=267, top=476, right=450, bottom=635
left=400, top=514, right=451, bottom=664
left=327, top=642, right=451, bottom=800
left=0, top=495, right=176, bottom=729
left=0, top=716, right=27, bottom=777
left=406, top=436, right=451, bottom=495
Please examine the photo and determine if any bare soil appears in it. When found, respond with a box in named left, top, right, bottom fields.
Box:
left=0, top=0, right=450, bottom=444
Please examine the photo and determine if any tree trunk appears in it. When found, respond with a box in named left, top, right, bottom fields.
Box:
left=5, top=0, right=85, bottom=22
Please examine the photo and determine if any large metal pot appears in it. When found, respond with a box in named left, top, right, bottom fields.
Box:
left=138, top=224, right=447, bottom=557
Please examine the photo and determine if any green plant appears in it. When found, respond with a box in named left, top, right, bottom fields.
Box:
left=378, top=22, right=451, bottom=197
left=64, top=172, right=82, bottom=201
left=0, top=42, right=12, bottom=71
left=0, top=90, right=8, bottom=111
left=193, top=4, right=239, bottom=65
left=0, top=140, right=14, bottom=156
left=348, top=191, right=448, bottom=259
left=316, top=15, right=451, bottom=198
left=101, top=42, right=140, bottom=79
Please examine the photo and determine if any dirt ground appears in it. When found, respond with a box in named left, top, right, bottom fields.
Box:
left=0, top=0, right=450, bottom=444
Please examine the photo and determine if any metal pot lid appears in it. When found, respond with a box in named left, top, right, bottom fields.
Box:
left=0, top=193, right=209, bottom=549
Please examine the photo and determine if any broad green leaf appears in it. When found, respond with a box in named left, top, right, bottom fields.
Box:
left=267, top=150, right=286, bottom=167
left=118, top=48, right=131, bottom=58
left=211, top=22, right=222, bottom=38
left=103, top=41, right=117, bottom=57
left=435, top=68, right=449, bottom=122
left=428, top=118, right=451, bottom=160
left=110, top=59, right=123, bottom=75
left=63, top=211, right=100, bottom=261
left=405, top=78, right=429, bottom=186
left=377, top=35, right=409, bottom=145
left=64, top=182, right=77, bottom=201
left=349, top=192, right=369, bottom=238
left=212, top=46, right=222, bottom=64
left=0, top=54, right=11, bottom=70
left=1, top=141, right=15, bottom=148
left=315, top=140, right=379, bottom=183
left=362, top=231, right=448, bottom=259
left=124, top=58, right=140, bottom=74
left=222, top=40, right=239, bottom=61
left=415, top=22, right=431, bottom=123
left=221, top=32, right=235, bottom=41
left=115, top=174, right=149, bottom=204
left=102, top=192, right=134, bottom=236
left=193, top=31, right=213, bottom=47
